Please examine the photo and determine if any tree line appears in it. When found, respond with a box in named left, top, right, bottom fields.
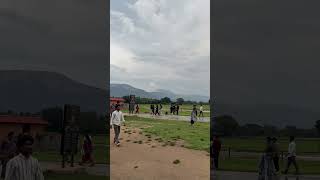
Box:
left=122, top=96, right=209, bottom=105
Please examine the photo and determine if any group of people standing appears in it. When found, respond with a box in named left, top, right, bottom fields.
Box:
left=150, top=104, right=163, bottom=116
left=190, top=104, right=205, bottom=126
left=0, top=126, right=44, bottom=180
left=210, top=135, right=300, bottom=179
left=0, top=126, right=96, bottom=179
left=258, top=136, right=299, bottom=179
left=170, top=104, right=180, bottom=115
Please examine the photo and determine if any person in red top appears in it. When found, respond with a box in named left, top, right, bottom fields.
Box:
left=79, top=134, right=95, bottom=167
left=212, top=135, right=222, bottom=169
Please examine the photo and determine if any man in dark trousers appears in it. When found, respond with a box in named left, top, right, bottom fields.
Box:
left=283, top=136, right=299, bottom=174
left=151, top=104, right=155, bottom=115
left=176, top=105, right=180, bottom=115
left=155, top=104, right=159, bottom=115
left=212, top=135, right=222, bottom=169
left=271, top=137, right=280, bottom=172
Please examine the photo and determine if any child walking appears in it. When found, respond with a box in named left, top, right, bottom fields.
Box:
left=79, top=134, right=95, bottom=166
left=110, top=105, right=125, bottom=146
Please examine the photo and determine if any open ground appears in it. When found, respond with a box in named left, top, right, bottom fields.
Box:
left=110, top=116, right=210, bottom=180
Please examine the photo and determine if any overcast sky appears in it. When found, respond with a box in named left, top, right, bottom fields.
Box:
left=214, top=0, right=320, bottom=110
left=110, top=0, right=210, bottom=96
left=0, top=0, right=108, bottom=89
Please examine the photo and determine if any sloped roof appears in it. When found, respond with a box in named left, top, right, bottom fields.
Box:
left=110, top=97, right=125, bottom=102
left=0, top=115, right=48, bottom=125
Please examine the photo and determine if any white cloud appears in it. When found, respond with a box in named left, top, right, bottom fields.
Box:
left=111, top=0, right=210, bottom=96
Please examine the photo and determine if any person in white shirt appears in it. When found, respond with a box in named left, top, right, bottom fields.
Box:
left=5, top=135, right=44, bottom=180
left=199, top=104, right=204, bottom=118
left=283, top=136, right=299, bottom=174
left=110, top=105, right=125, bottom=146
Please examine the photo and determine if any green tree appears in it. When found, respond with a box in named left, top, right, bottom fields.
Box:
left=176, top=98, right=184, bottom=105
left=160, top=97, right=171, bottom=104
left=215, top=115, right=239, bottom=136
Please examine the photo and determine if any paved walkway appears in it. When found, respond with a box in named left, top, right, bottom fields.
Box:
left=124, top=113, right=210, bottom=122
left=212, top=171, right=320, bottom=180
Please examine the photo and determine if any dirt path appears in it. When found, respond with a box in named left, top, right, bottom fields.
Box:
left=110, top=126, right=210, bottom=180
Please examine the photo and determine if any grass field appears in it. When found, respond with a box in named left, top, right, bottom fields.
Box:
left=221, top=137, right=320, bottom=154
left=33, top=135, right=109, bottom=164
left=45, top=172, right=107, bottom=180
left=219, top=157, right=320, bottom=175
left=122, top=104, right=210, bottom=117
left=125, top=115, right=210, bottom=151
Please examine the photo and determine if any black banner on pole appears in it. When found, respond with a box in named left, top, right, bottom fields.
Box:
left=60, top=104, right=80, bottom=168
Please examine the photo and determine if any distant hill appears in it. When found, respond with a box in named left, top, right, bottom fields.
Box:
left=0, top=70, right=107, bottom=114
left=214, top=103, right=320, bottom=129
left=110, top=83, right=210, bottom=102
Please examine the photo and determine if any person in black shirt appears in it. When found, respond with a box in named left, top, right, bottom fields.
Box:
left=176, top=105, right=180, bottom=115
left=151, top=104, right=155, bottom=115
left=155, top=104, right=159, bottom=115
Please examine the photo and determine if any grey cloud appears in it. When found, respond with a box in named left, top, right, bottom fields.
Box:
left=214, top=0, right=320, bottom=110
left=0, top=0, right=108, bottom=89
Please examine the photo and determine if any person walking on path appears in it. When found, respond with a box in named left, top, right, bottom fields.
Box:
left=271, top=137, right=280, bottom=172
left=212, top=135, right=222, bottom=169
left=199, top=104, right=204, bottom=118
left=172, top=104, right=176, bottom=115
left=1, top=132, right=17, bottom=179
left=190, top=105, right=198, bottom=126
left=210, top=137, right=215, bottom=170
left=151, top=104, right=155, bottom=115
left=159, top=104, right=163, bottom=115
left=110, top=105, right=125, bottom=146
left=135, top=104, right=140, bottom=114
left=5, top=135, right=44, bottom=180
left=79, top=134, right=95, bottom=166
left=155, top=104, right=159, bottom=116
left=283, top=136, right=299, bottom=175
left=176, top=105, right=180, bottom=116
left=258, top=146, right=278, bottom=180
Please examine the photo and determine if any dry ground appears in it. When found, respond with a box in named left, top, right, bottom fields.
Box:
left=110, top=126, right=210, bottom=180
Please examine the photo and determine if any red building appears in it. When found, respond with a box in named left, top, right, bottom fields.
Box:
left=0, top=115, right=48, bottom=142
left=110, top=97, right=126, bottom=111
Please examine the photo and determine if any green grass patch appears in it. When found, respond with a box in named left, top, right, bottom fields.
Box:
left=125, top=116, right=209, bottom=151
left=33, top=135, right=109, bottom=164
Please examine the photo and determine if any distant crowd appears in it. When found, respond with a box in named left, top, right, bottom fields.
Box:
left=210, top=135, right=300, bottom=178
